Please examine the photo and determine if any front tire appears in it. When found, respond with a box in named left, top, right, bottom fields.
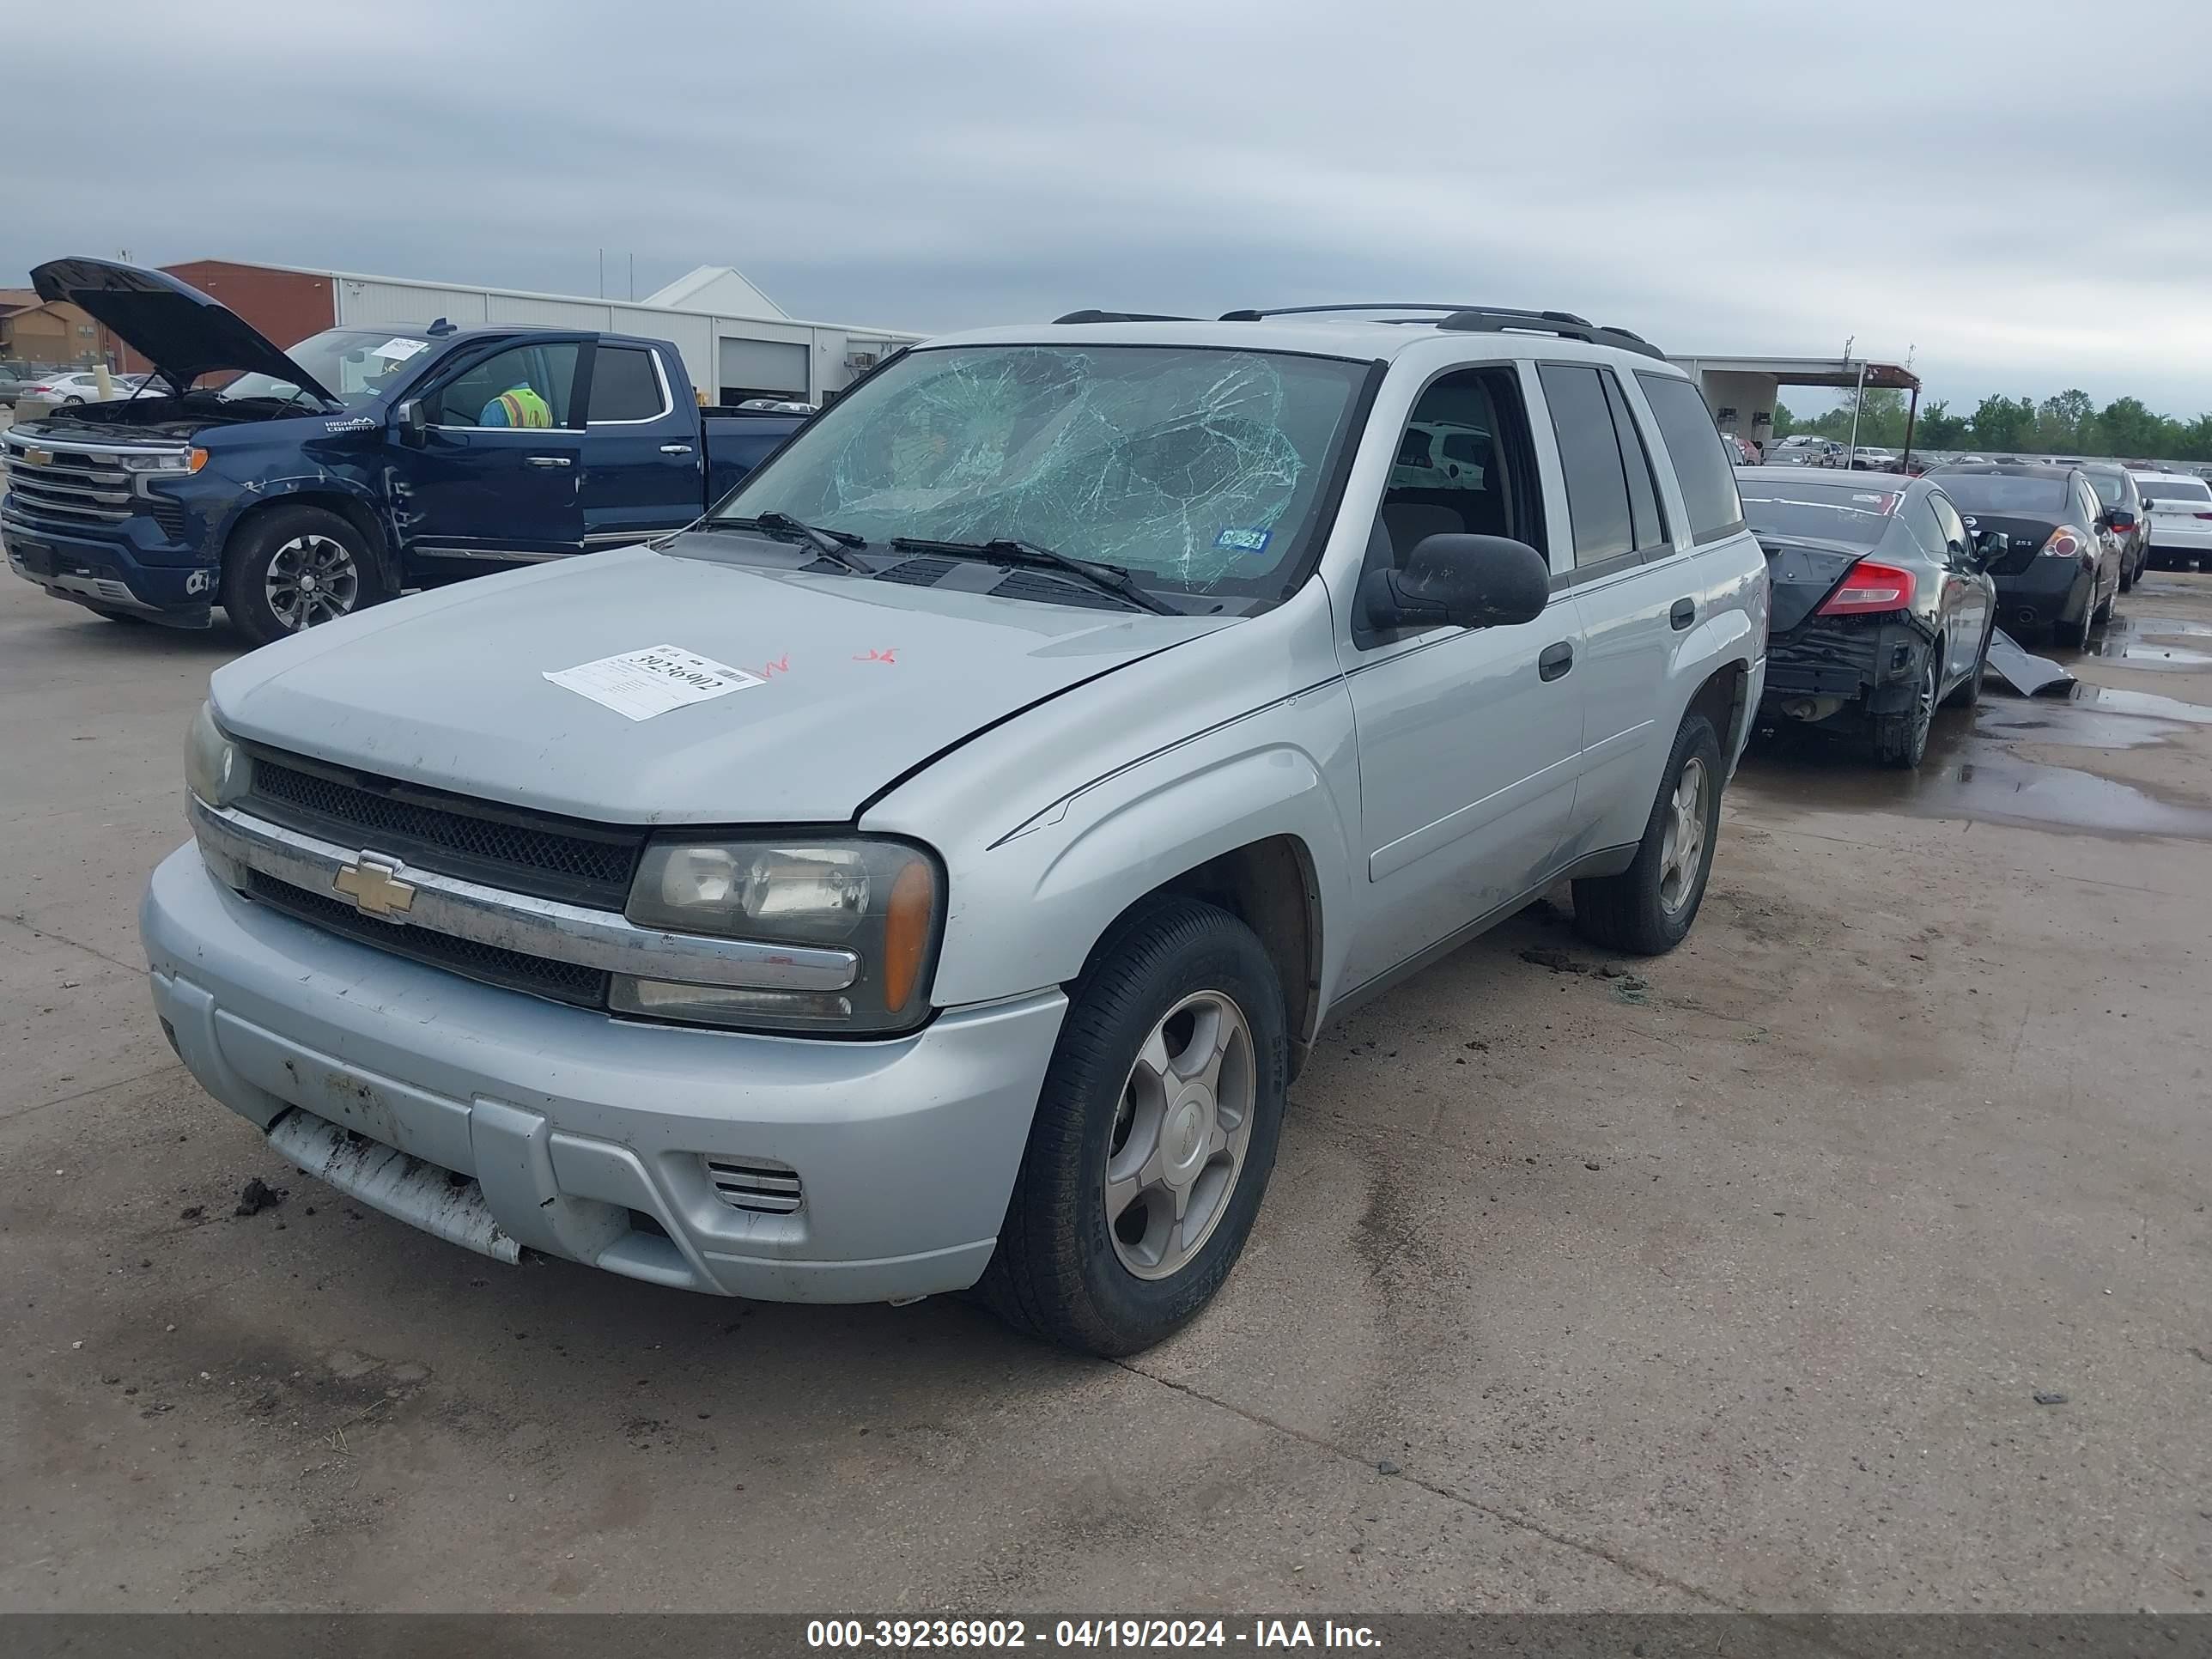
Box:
left=1572, top=713, right=1723, bottom=955
left=221, top=505, right=387, bottom=647
left=979, top=898, right=1287, bottom=1356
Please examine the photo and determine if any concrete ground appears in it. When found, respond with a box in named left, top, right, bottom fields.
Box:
left=3, top=567, right=2209, bottom=1614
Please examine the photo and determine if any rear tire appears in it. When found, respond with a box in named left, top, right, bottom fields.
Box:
left=1871, top=648, right=1940, bottom=769
left=221, top=505, right=388, bottom=648
left=1571, top=713, right=1723, bottom=956
left=978, top=897, right=1288, bottom=1356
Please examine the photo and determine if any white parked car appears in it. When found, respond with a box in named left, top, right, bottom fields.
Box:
left=2132, top=471, right=2212, bottom=571
left=19, top=369, right=125, bottom=405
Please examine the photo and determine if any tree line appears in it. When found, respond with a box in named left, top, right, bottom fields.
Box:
left=1771, top=388, right=2212, bottom=464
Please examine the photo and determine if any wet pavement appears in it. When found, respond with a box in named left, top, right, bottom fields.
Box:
left=1738, top=574, right=2212, bottom=837
left=6, top=570, right=2212, bottom=1614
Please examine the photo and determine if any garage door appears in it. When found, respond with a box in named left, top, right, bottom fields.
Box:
left=718, top=337, right=810, bottom=403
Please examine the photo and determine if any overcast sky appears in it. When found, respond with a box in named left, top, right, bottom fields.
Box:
left=10, top=0, right=2210, bottom=415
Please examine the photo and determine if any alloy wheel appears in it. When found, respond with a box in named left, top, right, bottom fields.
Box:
left=1657, top=756, right=1709, bottom=917
left=264, top=532, right=361, bottom=631
left=1103, top=990, right=1255, bottom=1280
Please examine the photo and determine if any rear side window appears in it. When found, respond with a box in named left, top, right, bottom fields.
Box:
left=1636, top=372, right=1746, bottom=543
left=1539, top=363, right=1634, bottom=567
left=1601, top=372, right=1669, bottom=552
left=589, top=346, right=668, bottom=422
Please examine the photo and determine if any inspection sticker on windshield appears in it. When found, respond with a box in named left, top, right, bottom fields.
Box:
left=543, top=645, right=765, bottom=721
left=1214, top=526, right=1273, bottom=555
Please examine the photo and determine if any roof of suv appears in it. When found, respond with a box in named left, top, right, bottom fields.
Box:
left=921, top=307, right=1687, bottom=374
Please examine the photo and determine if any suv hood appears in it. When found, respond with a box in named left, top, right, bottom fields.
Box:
left=32, top=257, right=337, bottom=404
left=210, top=542, right=1230, bottom=825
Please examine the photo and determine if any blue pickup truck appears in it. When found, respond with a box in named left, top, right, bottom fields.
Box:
left=2, top=258, right=811, bottom=642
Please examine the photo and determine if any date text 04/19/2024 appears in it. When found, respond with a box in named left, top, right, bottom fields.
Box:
left=805, top=1620, right=1382, bottom=1650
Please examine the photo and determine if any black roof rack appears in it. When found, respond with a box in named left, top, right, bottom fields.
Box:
left=1434, top=307, right=1664, bottom=359
left=1053, top=309, right=1197, bottom=324
left=1212, top=302, right=1663, bottom=358
left=1217, top=303, right=1494, bottom=321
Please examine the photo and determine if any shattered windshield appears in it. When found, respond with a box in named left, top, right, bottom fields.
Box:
left=713, top=343, right=1370, bottom=599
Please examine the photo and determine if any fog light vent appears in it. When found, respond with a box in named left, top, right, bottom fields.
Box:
left=703, top=1156, right=803, bottom=1215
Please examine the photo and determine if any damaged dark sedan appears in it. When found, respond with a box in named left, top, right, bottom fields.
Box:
left=1744, top=468, right=1997, bottom=769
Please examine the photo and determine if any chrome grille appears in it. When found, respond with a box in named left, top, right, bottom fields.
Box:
left=1, top=434, right=134, bottom=526
left=245, top=869, right=610, bottom=1008
left=703, top=1157, right=804, bottom=1215
left=245, top=748, right=645, bottom=908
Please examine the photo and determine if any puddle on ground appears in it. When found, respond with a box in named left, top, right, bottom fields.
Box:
left=2072, top=684, right=2212, bottom=724
left=2081, top=614, right=2212, bottom=666
left=1738, top=717, right=2212, bottom=838
left=2086, top=640, right=2212, bottom=667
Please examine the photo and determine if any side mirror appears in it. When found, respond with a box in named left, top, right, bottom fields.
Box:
left=1358, top=534, right=1551, bottom=633
left=395, top=398, right=428, bottom=446
left=2106, top=507, right=2136, bottom=531
left=1972, top=529, right=2010, bottom=564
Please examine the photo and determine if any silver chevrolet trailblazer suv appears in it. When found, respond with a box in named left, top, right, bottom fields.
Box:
left=143, top=304, right=1770, bottom=1354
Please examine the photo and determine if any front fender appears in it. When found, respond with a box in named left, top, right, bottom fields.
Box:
left=888, top=690, right=1361, bottom=1011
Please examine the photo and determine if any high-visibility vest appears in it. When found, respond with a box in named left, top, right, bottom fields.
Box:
left=495, top=384, right=552, bottom=428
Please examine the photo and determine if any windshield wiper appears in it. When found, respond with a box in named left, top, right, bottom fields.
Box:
left=889, top=537, right=1176, bottom=615
left=722, top=512, right=872, bottom=574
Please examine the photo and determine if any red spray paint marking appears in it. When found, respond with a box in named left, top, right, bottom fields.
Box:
left=854, top=648, right=898, bottom=664
left=751, top=653, right=791, bottom=679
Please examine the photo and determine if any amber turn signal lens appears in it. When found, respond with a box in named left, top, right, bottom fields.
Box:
left=188, top=448, right=209, bottom=472
left=881, top=859, right=936, bottom=1013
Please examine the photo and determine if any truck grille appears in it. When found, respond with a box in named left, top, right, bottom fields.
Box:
left=244, top=748, right=646, bottom=908
left=1, top=434, right=133, bottom=526
left=245, top=870, right=610, bottom=1009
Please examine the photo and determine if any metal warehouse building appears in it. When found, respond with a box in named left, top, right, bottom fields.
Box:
left=121, top=258, right=923, bottom=406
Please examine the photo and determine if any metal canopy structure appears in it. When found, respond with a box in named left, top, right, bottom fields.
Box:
left=1669, top=354, right=1924, bottom=468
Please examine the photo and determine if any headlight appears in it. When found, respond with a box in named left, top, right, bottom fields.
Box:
left=118, top=448, right=207, bottom=474
left=618, top=837, right=942, bottom=1033
left=185, top=702, right=249, bottom=806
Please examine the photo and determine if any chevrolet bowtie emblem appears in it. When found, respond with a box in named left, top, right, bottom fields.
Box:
left=23, top=448, right=53, bottom=467
left=332, top=854, right=416, bottom=918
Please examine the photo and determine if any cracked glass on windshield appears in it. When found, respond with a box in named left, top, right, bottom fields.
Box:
left=712, top=344, right=1370, bottom=602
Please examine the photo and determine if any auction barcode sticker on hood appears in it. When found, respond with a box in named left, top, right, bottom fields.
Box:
left=543, top=645, right=764, bottom=721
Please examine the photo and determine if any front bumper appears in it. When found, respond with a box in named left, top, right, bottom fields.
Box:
left=2, top=505, right=214, bottom=623
left=142, top=845, right=1066, bottom=1302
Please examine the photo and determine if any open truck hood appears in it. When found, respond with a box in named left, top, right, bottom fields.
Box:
left=32, top=257, right=337, bottom=404
left=209, top=540, right=1230, bottom=825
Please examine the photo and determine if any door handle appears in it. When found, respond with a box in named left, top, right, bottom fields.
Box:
left=659, top=443, right=695, bottom=455
left=526, top=455, right=573, bottom=467
left=1538, top=641, right=1575, bottom=681
left=1669, top=598, right=1697, bottom=631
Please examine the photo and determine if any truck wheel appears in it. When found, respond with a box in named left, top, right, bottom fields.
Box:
left=222, top=506, right=388, bottom=647
left=1571, top=713, right=1723, bottom=956
left=980, top=897, right=1287, bottom=1356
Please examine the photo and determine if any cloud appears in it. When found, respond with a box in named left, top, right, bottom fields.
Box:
left=9, top=0, right=2209, bottom=410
